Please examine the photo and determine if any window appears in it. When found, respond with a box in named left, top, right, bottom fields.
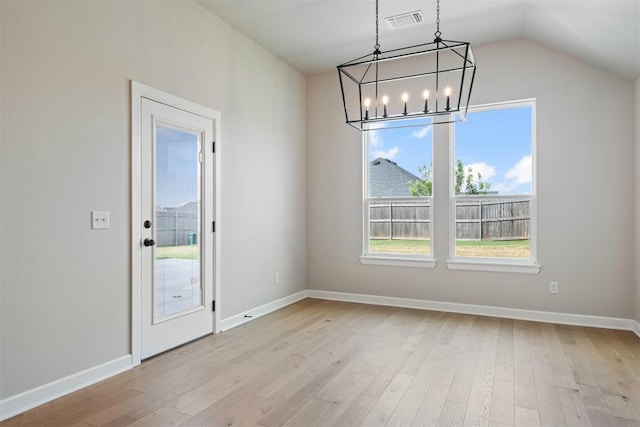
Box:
left=362, top=119, right=435, bottom=267
left=360, top=100, right=539, bottom=274
left=448, top=100, right=539, bottom=273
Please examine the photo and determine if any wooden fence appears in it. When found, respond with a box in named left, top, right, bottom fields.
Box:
left=370, top=202, right=431, bottom=240
left=156, top=211, right=198, bottom=247
left=455, top=199, right=530, bottom=240
left=370, top=198, right=530, bottom=240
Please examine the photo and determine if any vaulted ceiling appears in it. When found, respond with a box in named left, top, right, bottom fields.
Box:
left=195, top=0, right=640, bottom=81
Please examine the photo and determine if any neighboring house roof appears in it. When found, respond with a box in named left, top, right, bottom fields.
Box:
left=369, top=157, right=420, bottom=197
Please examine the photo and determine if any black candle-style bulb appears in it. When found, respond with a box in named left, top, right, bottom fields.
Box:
left=364, top=108, right=369, bottom=120
left=446, top=95, right=451, bottom=111
left=423, top=90, right=430, bottom=113
left=401, top=93, right=409, bottom=116
left=383, top=104, right=388, bottom=118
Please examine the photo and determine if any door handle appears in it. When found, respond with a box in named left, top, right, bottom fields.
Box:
left=143, top=238, right=156, bottom=247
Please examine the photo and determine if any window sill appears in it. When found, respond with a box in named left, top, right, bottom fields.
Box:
left=360, top=255, right=436, bottom=269
left=446, top=258, right=541, bottom=274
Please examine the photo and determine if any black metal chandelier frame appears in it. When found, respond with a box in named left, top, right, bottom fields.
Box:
left=337, top=0, right=477, bottom=131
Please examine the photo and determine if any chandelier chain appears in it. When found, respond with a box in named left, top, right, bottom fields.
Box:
left=435, top=0, right=442, bottom=40
left=374, top=0, right=380, bottom=53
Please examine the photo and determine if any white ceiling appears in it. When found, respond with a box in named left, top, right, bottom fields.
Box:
left=195, top=0, right=640, bottom=81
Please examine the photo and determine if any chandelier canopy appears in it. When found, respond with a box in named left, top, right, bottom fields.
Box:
left=337, top=0, right=477, bottom=131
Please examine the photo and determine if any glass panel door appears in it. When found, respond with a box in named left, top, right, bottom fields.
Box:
left=139, top=94, right=215, bottom=360
left=154, top=124, right=202, bottom=320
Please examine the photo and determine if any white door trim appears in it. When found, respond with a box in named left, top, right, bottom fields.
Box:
left=131, top=81, right=222, bottom=366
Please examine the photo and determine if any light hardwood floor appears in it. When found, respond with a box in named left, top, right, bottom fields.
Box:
left=3, top=298, right=639, bottom=426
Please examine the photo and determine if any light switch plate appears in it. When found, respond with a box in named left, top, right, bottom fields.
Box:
left=91, top=211, right=110, bottom=230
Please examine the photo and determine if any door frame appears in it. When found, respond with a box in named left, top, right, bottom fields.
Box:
left=131, top=81, right=222, bottom=366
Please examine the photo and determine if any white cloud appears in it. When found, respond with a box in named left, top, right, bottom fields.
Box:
left=494, top=155, right=532, bottom=193
left=369, top=128, right=399, bottom=160
left=492, top=181, right=513, bottom=193
left=505, top=155, right=532, bottom=184
left=465, top=162, right=496, bottom=181
left=411, top=126, right=432, bottom=139
left=373, top=146, right=400, bottom=160
left=368, top=130, right=383, bottom=148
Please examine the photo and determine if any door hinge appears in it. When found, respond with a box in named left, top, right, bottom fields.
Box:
left=212, top=221, right=216, bottom=232
left=212, top=300, right=216, bottom=311
left=212, top=141, right=216, bottom=153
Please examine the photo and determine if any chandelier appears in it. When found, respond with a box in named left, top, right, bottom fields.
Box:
left=337, top=0, right=476, bottom=131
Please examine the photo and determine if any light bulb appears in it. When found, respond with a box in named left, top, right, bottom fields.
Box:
left=402, top=93, right=408, bottom=115
left=423, top=90, right=429, bottom=113
left=364, top=98, right=371, bottom=107
left=382, top=95, right=389, bottom=105
left=445, top=87, right=451, bottom=111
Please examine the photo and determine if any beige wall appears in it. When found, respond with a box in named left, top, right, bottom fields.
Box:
left=0, top=0, right=306, bottom=399
left=1, top=0, right=637, bottom=410
left=307, top=39, right=635, bottom=319
left=0, top=2, right=3, bottom=390
left=634, top=5, right=640, bottom=328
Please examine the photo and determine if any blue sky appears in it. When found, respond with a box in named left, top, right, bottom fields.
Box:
left=368, top=106, right=533, bottom=195
left=368, top=119, right=433, bottom=180
left=156, top=126, right=200, bottom=208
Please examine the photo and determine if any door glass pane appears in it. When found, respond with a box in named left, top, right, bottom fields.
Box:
left=154, top=125, right=201, bottom=319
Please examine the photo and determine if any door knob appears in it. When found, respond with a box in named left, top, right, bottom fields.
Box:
left=143, top=238, right=155, bottom=247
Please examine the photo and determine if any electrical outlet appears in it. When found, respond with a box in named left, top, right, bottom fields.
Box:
left=549, top=281, right=559, bottom=294
left=274, top=272, right=280, bottom=285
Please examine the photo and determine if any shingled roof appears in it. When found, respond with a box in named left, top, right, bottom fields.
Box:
left=369, top=158, right=420, bottom=197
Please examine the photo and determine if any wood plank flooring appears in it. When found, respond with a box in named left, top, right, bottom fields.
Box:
left=3, top=298, right=639, bottom=426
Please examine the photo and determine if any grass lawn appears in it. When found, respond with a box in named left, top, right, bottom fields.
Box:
left=370, top=239, right=530, bottom=258
left=160, top=240, right=530, bottom=260
left=369, top=239, right=431, bottom=256
left=156, top=245, right=198, bottom=260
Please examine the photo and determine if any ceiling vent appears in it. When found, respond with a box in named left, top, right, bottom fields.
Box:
left=384, top=10, right=424, bottom=30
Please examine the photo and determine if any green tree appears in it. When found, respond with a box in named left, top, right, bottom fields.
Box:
left=454, top=159, right=465, bottom=195
left=409, top=160, right=492, bottom=196
left=465, top=167, right=475, bottom=194
left=463, top=168, right=492, bottom=195
left=408, top=164, right=432, bottom=196
left=478, top=173, right=491, bottom=193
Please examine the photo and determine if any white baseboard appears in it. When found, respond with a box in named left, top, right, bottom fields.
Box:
left=0, top=355, right=132, bottom=422
left=220, top=290, right=308, bottom=331
left=0, top=290, right=307, bottom=421
left=306, top=290, right=640, bottom=335
left=2, top=291, right=637, bottom=422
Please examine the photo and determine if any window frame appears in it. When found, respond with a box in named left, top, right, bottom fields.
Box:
left=447, top=99, right=540, bottom=274
left=360, top=125, right=436, bottom=268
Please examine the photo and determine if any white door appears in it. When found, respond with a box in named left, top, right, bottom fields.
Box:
left=139, top=97, right=215, bottom=359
